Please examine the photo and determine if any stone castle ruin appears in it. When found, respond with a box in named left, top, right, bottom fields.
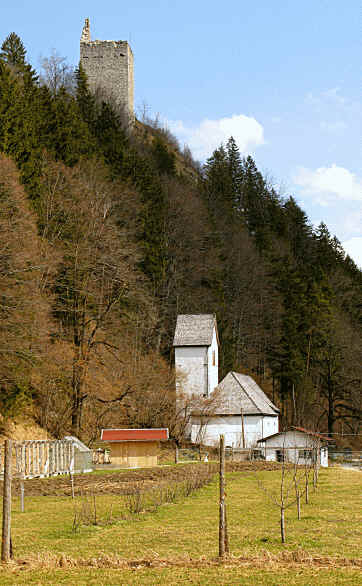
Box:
left=80, top=18, right=134, bottom=119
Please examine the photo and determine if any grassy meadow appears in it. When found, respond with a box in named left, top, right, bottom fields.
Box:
left=0, top=466, right=361, bottom=584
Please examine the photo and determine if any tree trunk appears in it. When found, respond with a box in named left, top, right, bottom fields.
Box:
left=280, top=507, right=285, bottom=543
left=71, top=359, right=85, bottom=435
left=297, top=492, right=301, bottom=520
left=327, top=373, right=336, bottom=435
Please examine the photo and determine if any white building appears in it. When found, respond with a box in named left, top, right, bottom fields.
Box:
left=195, top=372, right=279, bottom=447
left=174, top=314, right=219, bottom=399
left=173, top=314, right=279, bottom=447
left=257, top=427, right=330, bottom=467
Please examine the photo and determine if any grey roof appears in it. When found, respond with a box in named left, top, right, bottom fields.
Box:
left=257, top=428, right=332, bottom=443
left=210, top=372, right=279, bottom=416
left=173, top=314, right=217, bottom=346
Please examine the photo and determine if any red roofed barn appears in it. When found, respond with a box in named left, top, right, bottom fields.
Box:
left=101, top=428, right=169, bottom=468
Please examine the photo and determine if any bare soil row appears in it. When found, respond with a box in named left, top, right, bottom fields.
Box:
left=2, top=461, right=282, bottom=497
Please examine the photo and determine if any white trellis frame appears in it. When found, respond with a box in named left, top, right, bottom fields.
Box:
left=0, top=440, right=75, bottom=480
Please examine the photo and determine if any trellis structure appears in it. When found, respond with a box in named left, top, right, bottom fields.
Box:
left=0, top=440, right=75, bottom=479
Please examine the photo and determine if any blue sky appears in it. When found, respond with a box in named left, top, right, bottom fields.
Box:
left=2, top=1, right=362, bottom=266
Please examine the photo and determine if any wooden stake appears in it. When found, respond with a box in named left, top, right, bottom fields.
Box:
left=224, top=502, right=229, bottom=553
left=20, top=480, right=24, bottom=513
left=219, top=434, right=225, bottom=558
left=1, top=440, right=12, bottom=562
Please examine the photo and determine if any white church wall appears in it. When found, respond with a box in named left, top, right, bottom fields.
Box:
left=207, top=327, right=219, bottom=396
left=175, top=346, right=208, bottom=398
left=192, top=415, right=279, bottom=447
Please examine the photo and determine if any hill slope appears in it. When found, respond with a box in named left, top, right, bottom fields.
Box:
left=0, top=37, right=361, bottom=444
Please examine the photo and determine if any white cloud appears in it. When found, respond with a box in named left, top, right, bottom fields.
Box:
left=294, top=164, right=362, bottom=203
left=168, top=114, right=265, bottom=160
left=320, top=121, right=347, bottom=133
left=305, top=87, right=347, bottom=108
left=342, top=237, right=362, bottom=269
left=340, top=210, right=362, bottom=236
left=321, top=87, right=347, bottom=105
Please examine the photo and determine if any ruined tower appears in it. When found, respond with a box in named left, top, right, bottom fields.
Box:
left=79, top=18, right=134, bottom=120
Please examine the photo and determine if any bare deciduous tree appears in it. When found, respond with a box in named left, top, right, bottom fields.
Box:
left=39, top=50, right=75, bottom=94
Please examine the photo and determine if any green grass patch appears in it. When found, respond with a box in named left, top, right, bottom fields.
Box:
left=1, top=466, right=360, bottom=584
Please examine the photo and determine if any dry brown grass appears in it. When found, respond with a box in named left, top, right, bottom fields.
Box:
left=2, top=549, right=361, bottom=574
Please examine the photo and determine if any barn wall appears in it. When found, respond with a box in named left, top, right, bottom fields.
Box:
left=191, top=415, right=278, bottom=447
left=261, top=431, right=318, bottom=449
left=260, top=431, right=328, bottom=467
left=110, top=441, right=159, bottom=468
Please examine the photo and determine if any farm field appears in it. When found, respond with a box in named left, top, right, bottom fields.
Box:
left=0, top=465, right=361, bottom=585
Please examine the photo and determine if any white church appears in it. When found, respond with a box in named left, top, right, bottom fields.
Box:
left=173, top=314, right=279, bottom=447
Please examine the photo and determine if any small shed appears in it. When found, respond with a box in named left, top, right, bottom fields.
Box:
left=257, top=427, right=332, bottom=467
left=100, top=428, right=169, bottom=468
left=64, top=436, right=93, bottom=473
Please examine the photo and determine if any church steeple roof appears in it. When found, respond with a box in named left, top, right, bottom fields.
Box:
left=173, top=314, right=218, bottom=346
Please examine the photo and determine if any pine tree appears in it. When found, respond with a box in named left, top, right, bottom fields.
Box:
left=152, top=137, right=176, bottom=175
left=0, top=32, right=37, bottom=81
left=203, top=145, right=233, bottom=211
left=0, top=33, right=26, bottom=66
left=283, top=197, right=312, bottom=259
left=51, top=87, right=94, bottom=166
left=226, top=136, right=243, bottom=209
left=93, top=101, right=128, bottom=174
left=75, top=62, right=97, bottom=129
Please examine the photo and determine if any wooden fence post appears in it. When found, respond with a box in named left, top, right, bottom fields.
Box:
left=21, top=444, right=25, bottom=479
left=49, top=442, right=54, bottom=475
left=20, top=480, right=24, bottom=513
left=39, top=443, right=44, bottom=477
left=27, top=443, right=31, bottom=477
left=224, top=503, right=229, bottom=554
left=2, top=440, right=12, bottom=562
left=219, top=434, right=226, bottom=558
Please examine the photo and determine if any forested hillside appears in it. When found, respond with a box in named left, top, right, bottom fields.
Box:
left=0, top=33, right=361, bottom=444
